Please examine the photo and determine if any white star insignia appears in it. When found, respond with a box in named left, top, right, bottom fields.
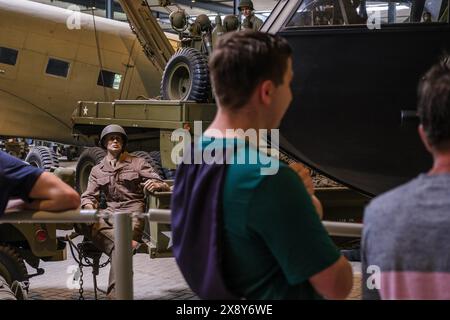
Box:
left=82, top=106, right=88, bottom=116
left=161, top=231, right=173, bottom=249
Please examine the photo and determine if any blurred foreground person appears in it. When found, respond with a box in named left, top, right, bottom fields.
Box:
left=171, top=31, right=353, bottom=300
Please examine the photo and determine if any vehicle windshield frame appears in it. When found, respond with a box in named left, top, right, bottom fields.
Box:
left=281, top=0, right=450, bottom=30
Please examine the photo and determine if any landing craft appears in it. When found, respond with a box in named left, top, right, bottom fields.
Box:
left=0, top=0, right=177, bottom=146
left=262, top=0, right=450, bottom=196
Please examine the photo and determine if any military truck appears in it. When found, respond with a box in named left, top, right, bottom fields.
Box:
left=0, top=221, right=68, bottom=287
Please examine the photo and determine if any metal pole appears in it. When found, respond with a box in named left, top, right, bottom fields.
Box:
left=0, top=209, right=98, bottom=224
left=322, top=221, right=363, bottom=238
left=106, top=0, right=114, bottom=19
left=147, top=208, right=171, bottom=223
left=388, top=2, right=396, bottom=24
left=114, top=212, right=133, bottom=300
left=234, top=0, right=239, bottom=16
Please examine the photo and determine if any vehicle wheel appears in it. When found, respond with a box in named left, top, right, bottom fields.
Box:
left=149, top=151, right=176, bottom=180
left=0, top=245, right=28, bottom=286
left=64, top=145, right=79, bottom=161
left=131, top=151, right=166, bottom=179
left=75, top=147, right=106, bottom=193
left=25, top=146, right=59, bottom=171
left=161, top=47, right=210, bottom=102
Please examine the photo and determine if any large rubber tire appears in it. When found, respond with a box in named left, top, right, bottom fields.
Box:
left=161, top=47, right=210, bottom=102
left=149, top=151, right=176, bottom=180
left=75, top=147, right=106, bottom=194
left=0, top=245, right=28, bottom=286
left=25, top=146, right=59, bottom=171
left=131, top=151, right=165, bottom=179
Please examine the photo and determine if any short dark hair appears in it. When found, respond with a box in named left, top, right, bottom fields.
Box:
left=418, top=55, right=450, bottom=147
left=209, top=31, right=292, bottom=110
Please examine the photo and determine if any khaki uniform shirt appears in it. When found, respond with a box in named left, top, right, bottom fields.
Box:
left=81, top=152, right=162, bottom=214
left=242, top=14, right=263, bottom=31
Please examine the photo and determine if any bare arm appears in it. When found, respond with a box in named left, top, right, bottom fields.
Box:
left=25, top=172, right=80, bottom=211
left=309, top=255, right=353, bottom=300
left=289, top=163, right=323, bottom=219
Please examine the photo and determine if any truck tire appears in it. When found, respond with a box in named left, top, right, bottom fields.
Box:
left=149, top=151, right=175, bottom=180
left=131, top=151, right=166, bottom=179
left=161, top=47, right=210, bottom=102
left=25, top=146, right=59, bottom=171
left=0, top=245, right=28, bottom=286
left=75, top=147, right=106, bottom=193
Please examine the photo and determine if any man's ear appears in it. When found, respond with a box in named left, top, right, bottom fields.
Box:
left=418, top=124, right=433, bottom=153
left=259, top=80, right=275, bottom=106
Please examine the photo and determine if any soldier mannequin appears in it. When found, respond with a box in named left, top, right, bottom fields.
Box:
left=80, top=124, right=169, bottom=298
left=239, top=0, right=263, bottom=31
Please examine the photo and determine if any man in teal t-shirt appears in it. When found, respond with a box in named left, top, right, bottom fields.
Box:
left=172, top=31, right=353, bottom=300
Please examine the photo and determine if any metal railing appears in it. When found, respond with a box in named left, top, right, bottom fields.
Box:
left=322, top=221, right=363, bottom=238
left=0, top=208, right=171, bottom=300
left=0, top=208, right=361, bottom=300
left=0, top=209, right=98, bottom=224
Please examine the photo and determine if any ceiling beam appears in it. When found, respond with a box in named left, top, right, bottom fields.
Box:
left=41, top=0, right=233, bottom=16
left=172, top=0, right=234, bottom=14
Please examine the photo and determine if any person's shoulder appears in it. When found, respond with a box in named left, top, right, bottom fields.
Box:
left=251, top=14, right=263, bottom=24
left=365, top=176, right=423, bottom=220
left=0, top=151, right=24, bottom=166
left=126, top=152, right=144, bottom=165
left=227, top=151, right=288, bottom=183
left=0, top=151, right=43, bottom=185
left=0, top=150, right=39, bottom=173
left=90, top=160, right=106, bottom=175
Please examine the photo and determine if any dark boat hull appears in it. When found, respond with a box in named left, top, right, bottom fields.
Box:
left=277, top=25, right=450, bottom=196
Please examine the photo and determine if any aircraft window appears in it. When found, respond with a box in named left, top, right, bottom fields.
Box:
left=0, top=47, right=18, bottom=66
left=97, top=70, right=122, bottom=90
left=46, top=58, right=70, bottom=78
left=286, top=0, right=448, bottom=27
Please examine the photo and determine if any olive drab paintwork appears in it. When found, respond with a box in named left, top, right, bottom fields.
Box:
left=238, top=0, right=255, bottom=11
left=99, top=125, right=128, bottom=149
left=72, top=100, right=217, bottom=170
left=0, top=167, right=77, bottom=288
left=242, top=14, right=264, bottom=31
left=212, top=14, right=225, bottom=46
left=118, top=0, right=175, bottom=73
left=170, top=10, right=188, bottom=32
left=195, top=14, right=213, bottom=32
